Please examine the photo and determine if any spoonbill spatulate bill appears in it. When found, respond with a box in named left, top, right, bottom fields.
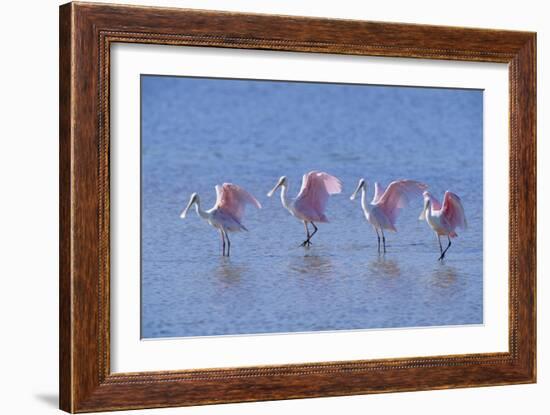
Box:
left=180, top=183, right=261, bottom=256
left=350, top=179, right=428, bottom=253
left=419, top=190, right=467, bottom=260
left=267, top=171, right=342, bottom=247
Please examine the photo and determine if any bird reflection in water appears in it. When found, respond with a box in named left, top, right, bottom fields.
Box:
left=288, top=252, right=333, bottom=278
left=431, top=265, right=459, bottom=289
left=214, top=258, right=248, bottom=287
left=368, top=255, right=401, bottom=278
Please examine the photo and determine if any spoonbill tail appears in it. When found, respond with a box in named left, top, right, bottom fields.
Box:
left=419, top=191, right=467, bottom=260
left=350, top=179, right=427, bottom=253
left=180, top=183, right=261, bottom=256
left=267, top=171, right=342, bottom=247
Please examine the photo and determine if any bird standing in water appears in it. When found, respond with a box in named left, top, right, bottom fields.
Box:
left=350, top=178, right=427, bottom=253
left=267, top=171, right=342, bottom=247
left=180, top=183, right=261, bottom=256
left=419, top=190, right=467, bottom=260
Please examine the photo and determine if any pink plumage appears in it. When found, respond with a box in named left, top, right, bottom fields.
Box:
left=376, top=180, right=429, bottom=227
left=215, top=183, right=262, bottom=223
left=440, top=191, right=467, bottom=235
left=422, top=190, right=467, bottom=238
left=421, top=190, right=467, bottom=260
left=372, top=182, right=385, bottom=204
left=180, top=183, right=261, bottom=256
left=267, top=170, right=343, bottom=247
left=425, top=191, right=442, bottom=211
left=293, top=171, right=343, bottom=222
left=350, top=178, right=427, bottom=253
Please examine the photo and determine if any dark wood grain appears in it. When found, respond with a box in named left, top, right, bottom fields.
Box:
left=59, top=3, right=73, bottom=411
left=59, top=2, right=537, bottom=412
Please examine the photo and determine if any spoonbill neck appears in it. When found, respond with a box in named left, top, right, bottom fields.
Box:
left=194, top=199, right=210, bottom=220
left=279, top=184, right=292, bottom=212
left=360, top=187, right=371, bottom=214
left=424, top=201, right=438, bottom=226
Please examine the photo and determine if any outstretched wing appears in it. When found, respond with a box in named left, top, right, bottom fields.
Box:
left=214, top=183, right=261, bottom=222
left=377, top=179, right=428, bottom=225
left=372, top=182, right=386, bottom=204
left=294, top=171, right=342, bottom=222
left=441, top=191, right=467, bottom=230
left=428, top=193, right=442, bottom=211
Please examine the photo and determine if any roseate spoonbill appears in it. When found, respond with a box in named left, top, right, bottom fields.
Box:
left=180, top=183, right=261, bottom=256
left=350, top=179, right=428, bottom=253
left=419, top=191, right=467, bottom=260
left=267, top=171, right=342, bottom=247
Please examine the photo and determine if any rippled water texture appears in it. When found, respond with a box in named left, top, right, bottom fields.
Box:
left=141, top=76, right=483, bottom=338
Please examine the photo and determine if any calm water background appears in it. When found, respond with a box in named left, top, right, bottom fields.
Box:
left=141, top=75, right=483, bottom=338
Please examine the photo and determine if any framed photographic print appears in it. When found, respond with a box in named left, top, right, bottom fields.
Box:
left=59, top=2, right=536, bottom=412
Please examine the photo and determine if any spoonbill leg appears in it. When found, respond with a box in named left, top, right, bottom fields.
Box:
left=309, top=222, right=318, bottom=243
left=223, top=230, right=231, bottom=257
left=439, top=236, right=452, bottom=261
left=219, top=229, right=226, bottom=256
left=300, top=221, right=311, bottom=247
left=381, top=228, right=387, bottom=253
left=375, top=228, right=381, bottom=253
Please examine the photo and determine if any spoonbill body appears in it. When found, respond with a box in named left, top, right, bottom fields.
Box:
left=419, top=190, right=467, bottom=260
left=267, top=171, right=342, bottom=247
left=350, top=178, right=427, bottom=253
left=180, top=183, right=261, bottom=256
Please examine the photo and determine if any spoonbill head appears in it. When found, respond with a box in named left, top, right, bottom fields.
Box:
left=350, top=178, right=366, bottom=200
left=180, top=192, right=199, bottom=218
left=267, top=176, right=288, bottom=197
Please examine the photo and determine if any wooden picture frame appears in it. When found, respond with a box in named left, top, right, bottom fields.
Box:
left=59, top=2, right=536, bottom=412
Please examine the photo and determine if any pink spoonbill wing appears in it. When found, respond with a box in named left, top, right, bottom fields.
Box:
left=214, top=183, right=261, bottom=222
left=294, top=171, right=342, bottom=222
left=427, top=192, right=442, bottom=211
left=377, top=180, right=428, bottom=226
left=372, top=182, right=386, bottom=204
left=441, top=191, right=467, bottom=230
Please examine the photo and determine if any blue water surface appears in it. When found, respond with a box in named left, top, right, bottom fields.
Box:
left=141, top=75, right=483, bottom=338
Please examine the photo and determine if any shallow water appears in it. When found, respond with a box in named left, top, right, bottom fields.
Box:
left=141, top=76, right=483, bottom=338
